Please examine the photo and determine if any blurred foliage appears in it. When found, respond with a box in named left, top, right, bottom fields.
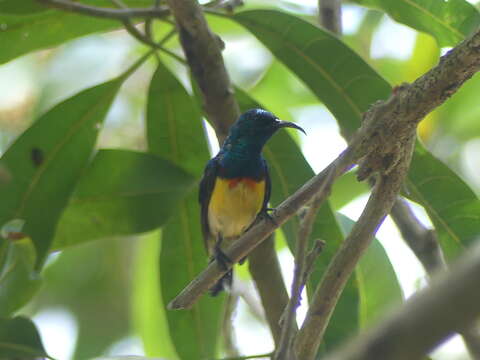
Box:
left=0, top=0, right=479, bottom=359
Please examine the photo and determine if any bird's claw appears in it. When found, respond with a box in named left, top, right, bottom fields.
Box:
left=260, top=208, right=278, bottom=226
left=213, top=245, right=232, bottom=271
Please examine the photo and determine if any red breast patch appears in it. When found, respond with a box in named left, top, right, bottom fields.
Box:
left=228, top=177, right=258, bottom=189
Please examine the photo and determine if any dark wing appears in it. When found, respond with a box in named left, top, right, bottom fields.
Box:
left=199, top=157, right=219, bottom=255
left=261, top=158, right=272, bottom=213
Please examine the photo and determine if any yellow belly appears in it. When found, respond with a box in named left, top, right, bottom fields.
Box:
left=208, top=177, right=265, bottom=240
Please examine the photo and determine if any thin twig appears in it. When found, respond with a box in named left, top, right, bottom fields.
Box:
left=302, top=239, right=326, bottom=287
left=121, top=20, right=185, bottom=63
left=158, top=28, right=178, bottom=46
left=390, top=198, right=445, bottom=274
left=320, top=239, right=480, bottom=360
left=218, top=352, right=273, bottom=360
left=319, top=0, right=342, bottom=34
left=36, top=0, right=169, bottom=20
left=275, top=167, right=335, bottom=360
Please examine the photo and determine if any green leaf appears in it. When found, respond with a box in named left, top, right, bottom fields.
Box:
left=435, top=72, right=480, bottom=140
left=232, top=9, right=480, bottom=262
left=337, top=214, right=403, bottom=327
left=0, top=316, right=50, bottom=359
left=0, top=11, right=119, bottom=64
left=251, top=60, right=318, bottom=122
left=132, top=231, right=178, bottom=359
left=0, top=74, right=125, bottom=267
left=0, top=240, right=41, bottom=316
left=407, top=143, right=480, bottom=259
left=352, top=0, right=480, bottom=47
left=233, top=9, right=391, bottom=137
left=147, top=61, right=223, bottom=359
left=52, top=149, right=195, bottom=250
left=0, top=0, right=44, bottom=14
left=0, top=0, right=153, bottom=15
left=236, top=88, right=360, bottom=351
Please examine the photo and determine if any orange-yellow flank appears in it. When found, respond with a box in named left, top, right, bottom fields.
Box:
left=207, top=177, right=266, bottom=243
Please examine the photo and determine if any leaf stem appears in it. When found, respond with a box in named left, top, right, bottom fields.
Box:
left=36, top=0, right=170, bottom=20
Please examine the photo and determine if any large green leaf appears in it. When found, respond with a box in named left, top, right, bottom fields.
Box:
left=0, top=11, right=119, bottom=64
left=232, top=9, right=480, bottom=260
left=0, top=316, right=50, bottom=359
left=352, top=0, right=480, bottom=47
left=0, top=0, right=153, bottom=15
left=407, top=143, right=480, bottom=259
left=147, top=61, right=223, bottom=359
left=234, top=9, right=391, bottom=137
left=132, top=231, right=178, bottom=359
left=236, top=88, right=360, bottom=351
left=0, top=0, right=44, bottom=14
left=0, top=240, right=41, bottom=316
left=337, top=214, right=403, bottom=327
left=52, top=149, right=195, bottom=250
left=0, top=71, right=128, bottom=267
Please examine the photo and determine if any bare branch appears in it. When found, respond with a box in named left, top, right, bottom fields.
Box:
left=294, top=133, right=415, bottom=359
left=320, top=239, right=480, bottom=360
left=219, top=352, right=273, bottom=360
left=390, top=198, right=445, bottom=274
left=166, top=0, right=240, bottom=142
left=36, top=0, right=169, bottom=20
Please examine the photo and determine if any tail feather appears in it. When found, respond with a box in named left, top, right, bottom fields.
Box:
left=209, top=269, right=233, bottom=296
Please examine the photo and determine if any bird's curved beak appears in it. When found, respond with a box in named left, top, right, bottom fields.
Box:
left=276, top=120, right=306, bottom=135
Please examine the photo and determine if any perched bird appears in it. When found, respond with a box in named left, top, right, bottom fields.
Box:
left=199, top=108, right=305, bottom=295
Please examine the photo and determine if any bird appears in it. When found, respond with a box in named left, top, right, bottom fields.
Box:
left=199, top=108, right=305, bottom=295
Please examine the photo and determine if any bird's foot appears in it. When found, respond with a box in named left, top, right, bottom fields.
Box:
left=213, top=245, right=232, bottom=271
left=260, top=207, right=278, bottom=226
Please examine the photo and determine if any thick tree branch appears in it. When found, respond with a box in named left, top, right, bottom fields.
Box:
left=354, top=27, right=480, bottom=177
left=166, top=0, right=239, bottom=142
left=36, top=0, right=169, bottom=20
left=319, top=0, right=342, bottom=34
left=320, top=239, right=480, bottom=360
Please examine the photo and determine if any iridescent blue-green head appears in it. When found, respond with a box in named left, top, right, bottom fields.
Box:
left=222, top=109, right=305, bottom=156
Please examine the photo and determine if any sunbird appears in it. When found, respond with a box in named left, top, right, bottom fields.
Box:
left=199, top=109, right=305, bottom=295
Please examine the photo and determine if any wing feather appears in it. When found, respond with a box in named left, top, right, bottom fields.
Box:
left=261, top=158, right=271, bottom=212
left=199, top=157, right=219, bottom=255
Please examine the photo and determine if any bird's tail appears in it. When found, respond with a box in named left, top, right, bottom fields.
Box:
left=209, top=269, right=233, bottom=296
